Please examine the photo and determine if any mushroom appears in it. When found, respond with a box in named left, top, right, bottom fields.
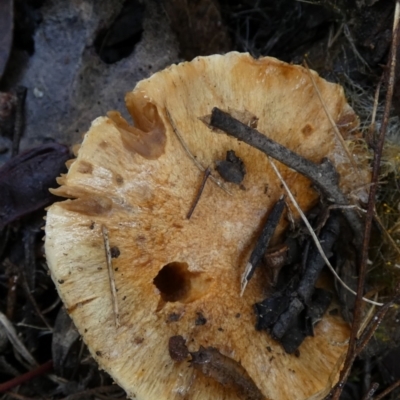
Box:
left=45, top=53, right=369, bottom=400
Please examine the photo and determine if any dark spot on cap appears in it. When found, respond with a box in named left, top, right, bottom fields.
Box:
left=115, top=174, right=124, bottom=185
left=77, top=160, right=93, bottom=174
left=96, top=351, right=102, bottom=356
left=167, top=312, right=181, bottom=322
left=301, top=123, right=314, bottom=137
left=195, top=312, right=207, bottom=326
left=58, top=279, right=65, bottom=284
left=168, top=335, right=189, bottom=361
left=111, top=246, right=120, bottom=258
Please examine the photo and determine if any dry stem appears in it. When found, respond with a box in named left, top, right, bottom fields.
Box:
left=101, top=225, right=120, bottom=328
left=330, top=2, right=400, bottom=398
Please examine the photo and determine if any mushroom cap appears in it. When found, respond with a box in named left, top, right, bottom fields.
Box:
left=45, top=53, right=363, bottom=400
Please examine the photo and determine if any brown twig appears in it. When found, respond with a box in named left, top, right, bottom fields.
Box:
left=330, top=3, right=400, bottom=397
left=3, top=259, right=52, bottom=331
left=373, top=378, right=400, bottom=400
left=186, top=167, right=211, bottom=219
left=356, top=284, right=400, bottom=354
left=102, top=225, right=120, bottom=328
left=0, top=359, right=53, bottom=393
left=166, top=109, right=231, bottom=195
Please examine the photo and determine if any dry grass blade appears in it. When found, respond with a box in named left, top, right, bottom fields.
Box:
left=102, top=225, right=120, bottom=328
left=0, top=311, right=38, bottom=368
left=268, top=158, right=383, bottom=307
left=343, top=24, right=372, bottom=71
left=304, top=60, right=360, bottom=174
left=166, top=109, right=232, bottom=195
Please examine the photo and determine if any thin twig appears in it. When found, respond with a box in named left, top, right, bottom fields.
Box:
left=304, top=60, right=360, bottom=174
left=0, top=311, right=38, bottom=368
left=166, top=109, right=232, bottom=195
left=343, top=24, right=372, bottom=71
left=367, top=77, right=383, bottom=145
left=241, top=197, right=285, bottom=295
left=0, top=360, right=53, bottom=393
left=208, top=107, right=363, bottom=238
left=101, top=225, right=120, bottom=328
left=3, top=259, right=53, bottom=331
left=327, top=23, right=344, bottom=49
left=268, top=158, right=383, bottom=307
left=331, top=3, right=400, bottom=398
left=373, top=378, right=400, bottom=400
left=357, top=285, right=400, bottom=353
left=187, top=168, right=211, bottom=219
left=374, top=211, right=400, bottom=257
left=16, top=322, right=51, bottom=331
left=362, top=382, right=379, bottom=400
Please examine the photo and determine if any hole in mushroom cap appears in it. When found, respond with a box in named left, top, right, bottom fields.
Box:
left=153, top=262, right=211, bottom=306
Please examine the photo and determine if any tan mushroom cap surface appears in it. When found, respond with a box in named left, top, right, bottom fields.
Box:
left=45, top=53, right=366, bottom=400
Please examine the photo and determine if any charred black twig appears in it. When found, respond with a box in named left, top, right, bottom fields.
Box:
left=241, top=197, right=285, bottom=295
left=269, top=215, right=340, bottom=343
left=187, top=167, right=211, bottom=219
left=208, top=107, right=362, bottom=237
left=296, top=214, right=341, bottom=302
left=209, top=108, right=342, bottom=202
left=253, top=211, right=339, bottom=352
left=269, top=158, right=381, bottom=306
left=11, top=86, right=27, bottom=157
